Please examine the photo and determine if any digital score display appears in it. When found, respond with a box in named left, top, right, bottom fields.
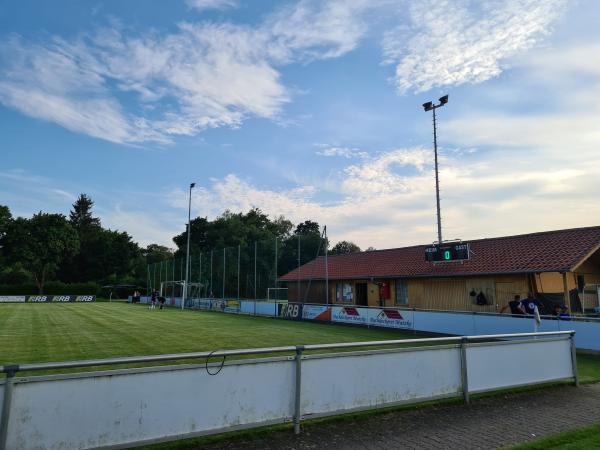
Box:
left=425, top=243, right=470, bottom=262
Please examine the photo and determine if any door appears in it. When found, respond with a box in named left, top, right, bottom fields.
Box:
left=355, top=283, right=368, bottom=306
left=495, top=282, right=516, bottom=309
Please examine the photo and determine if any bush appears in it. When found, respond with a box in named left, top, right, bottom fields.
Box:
left=0, top=281, right=100, bottom=295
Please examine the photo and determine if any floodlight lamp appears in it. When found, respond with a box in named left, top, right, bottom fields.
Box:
left=439, top=95, right=448, bottom=105
left=190, top=183, right=196, bottom=189
left=422, top=101, right=433, bottom=111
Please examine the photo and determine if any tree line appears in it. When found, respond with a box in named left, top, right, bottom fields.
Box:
left=0, top=195, right=365, bottom=294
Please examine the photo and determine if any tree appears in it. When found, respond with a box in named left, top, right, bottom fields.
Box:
left=69, top=194, right=101, bottom=230
left=0, top=205, right=12, bottom=264
left=0, top=204, right=11, bottom=239
left=3, top=213, right=79, bottom=293
left=144, top=244, right=174, bottom=265
left=330, top=241, right=361, bottom=255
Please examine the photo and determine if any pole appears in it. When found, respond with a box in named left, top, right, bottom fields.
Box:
left=325, top=226, right=329, bottom=305
left=146, top=265, right=150, bottom=298
left=254, top=241, right=258, bottom=300
left=432, top=106, right=443, bottom=244
left=293, top=346, right=304, bottom=434
left=274, top=236, right=278, bottom=291
left=237, top=245, right=241, bottom=300
left=159, top=260, right=163, bottom=296
left=153, top=263, right=157, bottom=291
left=0, top=365, right=18, bottom=450
left=172, top=258, right=175, bottom=300
left=222, top=247, right=226, bottom=299
left=210, top=250, right=213, bottom=297
left=199, top=253, right=202, bottom=297
left=183, top=183, right=194, bottom=310
left=297, top=234, right=301, bottom=302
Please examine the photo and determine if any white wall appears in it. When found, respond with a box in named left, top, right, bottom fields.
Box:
left=1, top=335, right=575, bottom=450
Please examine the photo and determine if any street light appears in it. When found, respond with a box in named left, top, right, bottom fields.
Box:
left=422, top=95, right=448, bottom=245
left=182, top=182, right=195, bottom=310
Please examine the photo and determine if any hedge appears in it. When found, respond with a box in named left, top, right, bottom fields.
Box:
left=0, top=282, right=101, bottom=295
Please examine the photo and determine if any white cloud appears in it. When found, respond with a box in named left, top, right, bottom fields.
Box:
left=0, top=1, right=387, bottom=145
left=186, top=0, right=237, bottom=12
left=102, top=206, right=180, bottom=247
left=316, top=145, right=369, bottom=159
left=383, top=0, right=568, bottom=93
left=265, top=0, right=376, bottom=62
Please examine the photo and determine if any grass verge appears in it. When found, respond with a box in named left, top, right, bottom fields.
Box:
left=508, top=422, right=600, bottom=449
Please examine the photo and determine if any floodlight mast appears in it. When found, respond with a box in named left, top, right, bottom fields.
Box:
left=422, top=95, right=448, bottom=245
left=183, top=182, right=195, bottom=310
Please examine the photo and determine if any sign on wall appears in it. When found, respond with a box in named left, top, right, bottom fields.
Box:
left=0, top=295, right=96, bottom=303
left=332, top=306, right=368, bottom=325
left=331, top=306, right=413, bottom=329
left=302, top=305, right=331, bottom=321
left=280, top=303, right=303, bottom=320
left=0, top=295, right=26, bottom=303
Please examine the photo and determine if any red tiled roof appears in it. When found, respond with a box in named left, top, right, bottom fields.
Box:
left=279, top=226, right=600, bottom=281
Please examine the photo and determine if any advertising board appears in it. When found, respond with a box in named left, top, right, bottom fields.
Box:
left=280, top=303, right=303, bottom=320
left=0, top=295, right=26, bottom=303
left=368, top=308, right=413, bottom=329
left=332, top=306, right=368, bottom=325
left=224, top=300, right=241, bottom=313
left=331, top=306, right=413, bottom=329
left=0, top=295, right=97, bottom=303
left=302, top=305, right=331, bottom=321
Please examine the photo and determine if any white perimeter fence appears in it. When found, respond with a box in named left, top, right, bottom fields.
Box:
left=0, top=331, right=578, bottom=450
left=136, top=296, right=600, bottom=352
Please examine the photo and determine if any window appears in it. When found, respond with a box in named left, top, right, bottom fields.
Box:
left=395, top=279, right=408, bottom=305
left=336, top=283, right=353, bottom=303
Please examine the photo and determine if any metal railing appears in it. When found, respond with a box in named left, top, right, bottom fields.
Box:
left=0, top=331, right=577, bottom=450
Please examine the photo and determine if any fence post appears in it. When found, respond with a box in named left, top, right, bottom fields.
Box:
left=460, top=337, right=469, bottom=403
left=570, top=331, right=579, bottom=387
left=293, top=345, right=304, bottom=434
left=0, top=365, right=19, bottom=450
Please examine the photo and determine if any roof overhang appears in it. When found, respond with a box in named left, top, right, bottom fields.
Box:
left=279, top=268, right=577, bottom=283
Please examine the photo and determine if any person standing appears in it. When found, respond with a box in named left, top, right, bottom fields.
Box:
left=521, top=292, right=543, bottom=316
left=150, top=289, right=157, bottom=310
left=500, top=295, right=526, bottom=315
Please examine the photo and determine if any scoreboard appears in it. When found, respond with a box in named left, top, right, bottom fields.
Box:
left=425, top=242, right=470, bottom=262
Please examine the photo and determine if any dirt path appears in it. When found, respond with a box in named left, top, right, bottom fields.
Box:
left=189, top=383, right=600, bottom=449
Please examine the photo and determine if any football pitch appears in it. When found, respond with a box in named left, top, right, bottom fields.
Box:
left=2, top=302, right=600, bottom=383
left=0, top=302, right=420, bottom=366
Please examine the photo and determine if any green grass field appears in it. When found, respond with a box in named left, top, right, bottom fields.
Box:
left=0, top=302, right=420, bottom=367
left=1, top=302, right=599, bottom=384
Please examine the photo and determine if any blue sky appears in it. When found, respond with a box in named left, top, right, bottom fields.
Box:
left=1, top=0, right=599, bottom=249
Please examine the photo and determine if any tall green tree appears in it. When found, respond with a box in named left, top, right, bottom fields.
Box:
left=278, top=220, right=327, bottom=277
left=330, top=241, right=361, bottom=255
left=69, top=194, right=101, bottom=230
left=61, top=194, right=142, bottom=284
left=3, top=213, right=79, bottom=293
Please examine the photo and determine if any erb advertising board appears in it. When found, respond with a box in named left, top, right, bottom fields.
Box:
left=0, top=295, right=96, bottom=303
left=280, top=303, right=303, bottom=320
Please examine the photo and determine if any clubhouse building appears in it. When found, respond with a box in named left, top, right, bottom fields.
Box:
left=279, top=226, right=600, bottom=314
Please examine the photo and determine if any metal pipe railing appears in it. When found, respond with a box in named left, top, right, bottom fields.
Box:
left=0, top=330, right=577, bottom=449
left=0, top=331, right=573, bottom=375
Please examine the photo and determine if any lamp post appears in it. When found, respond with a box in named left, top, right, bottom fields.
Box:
left=422, top=95, right=448, bottom=245
left=182, top=182, right=195, bottom=310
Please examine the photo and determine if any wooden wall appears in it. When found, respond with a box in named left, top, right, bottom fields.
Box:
left=284, top=248, right=600, bottom=311
left=405, top=274, right=529, bottom=312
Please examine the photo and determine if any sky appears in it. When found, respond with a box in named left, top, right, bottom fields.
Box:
left=1, top=0, right=599, bottom=250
